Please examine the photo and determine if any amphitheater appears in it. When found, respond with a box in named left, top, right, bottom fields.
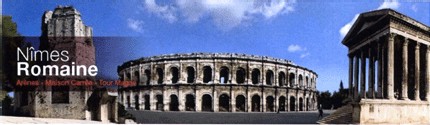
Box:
left=117, top=53, right=318, bottom=112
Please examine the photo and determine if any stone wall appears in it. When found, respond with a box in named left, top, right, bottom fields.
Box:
left=118, top=53, right=319, bottom=112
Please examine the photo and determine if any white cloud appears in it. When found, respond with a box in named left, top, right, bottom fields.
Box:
left=411, top=4, right=418, bottom=12
left=339, top=0, right=400, bottom=38
left=141, top=0, right=296, bottom=30
left=287, top=44, right=304, bottom=52
left=300, top=52, right=310, bottom=58
left=339, top=14, right=359, bottom=37
left=288, top=44, right=309, bottom=58
left=127, top=18, right=144, bottom=33
left=377, top=0, right=400, bottom=10
left=143, top=0, right=177, bottom=23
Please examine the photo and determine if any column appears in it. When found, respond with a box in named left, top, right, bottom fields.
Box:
left=368, top=46, right=375, bottom=99
left=354, top=55, right=359, bottom=100
left=377, top=41, right=383, bottom=98
left=426, top=45, right=430, bottom=101
left=387, top=33, right=395, bottom=100
left=348, top=55, right=354, bottom=99
left=414, top=43, right=420, bottom=101
left=401, top=39, right=409, bottom=100
left=360, top=50, right=367, bottom=99
left=130, top=90, right=135, bottom=109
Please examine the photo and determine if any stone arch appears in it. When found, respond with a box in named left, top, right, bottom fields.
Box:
left=134, top=94, right=139, bottom=110
left=126, top=95, right=131, bottom=108
left=186, top=66, right=195, bottom=83
left=278, top=96, right=286, bottom=111
left=201, top=94, right=213, bottom=112
left=306, top=97, right=309, bottom=111
left=126, top=72, right=131, bottom=81
left=203, top=66, right=212, bottom=83
left=251, top=94, right=261, bottom=112
left=235, top=95, right=246, bottom=112
left=170, top=67, right=179, bottom=84
left=134, top=71, right=140, bottom=84
left=289, top=73, right=295, bottom=87
left=266, top=96, right=275, bottom=112
left=144, top=94, right=150, bottom=110
left=299, top=75, right=304, bottom=87
left=290, top=96, right=296, bottom=111
left=156, top=94, right=163, bottom=111
left=156, top=68, right=164, bottom=84
left=279, top=71, right=286, bottom=86
left=185, top=94, right=195, bottom=111
left=252, top=69, right=260, bottom=84
left=169, top=94, right=179, bottom=111
left=219, top=94, right=230, bottom=112
left=236, top=67, right=246, bottom=84
left=219, top=66, right=229, bottom=84
left=299, top=97, right=304, bottom=111
left=144, top=69, right=151, bottom=85
left=266, top=70, right=274, bottom=85
left=305, top=76, right=309, bottom=88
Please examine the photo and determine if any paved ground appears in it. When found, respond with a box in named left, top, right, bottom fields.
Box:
left=0, top=116, right=107, bottom=124
left=128, top=110, right=334, bottom=124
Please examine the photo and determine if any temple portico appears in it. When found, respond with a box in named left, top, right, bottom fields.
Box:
left=342, top=9, right=430, bottom=124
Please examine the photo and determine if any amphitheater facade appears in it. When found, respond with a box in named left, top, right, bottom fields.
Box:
left=118, top=53, right=318, bottom=112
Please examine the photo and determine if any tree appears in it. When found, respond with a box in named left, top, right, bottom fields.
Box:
left=339, top=80, right=344, bottom=90
left=2, top=16, right=32, bottom=92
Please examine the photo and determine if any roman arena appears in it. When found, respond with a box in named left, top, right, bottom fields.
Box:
left=118, top=53, right=318, bottom=112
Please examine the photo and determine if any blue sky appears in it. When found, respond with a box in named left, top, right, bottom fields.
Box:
left=3, top=0, right=429, bottom=93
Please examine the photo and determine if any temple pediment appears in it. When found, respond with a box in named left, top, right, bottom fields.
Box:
left=342, top=9, right=430, bottom=47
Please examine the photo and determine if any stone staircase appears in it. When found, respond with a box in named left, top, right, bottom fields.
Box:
left=317, top=104, right=353, bottom=124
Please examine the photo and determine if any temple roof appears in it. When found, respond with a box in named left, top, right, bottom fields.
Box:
left=342, top=9, right=429, bottom=46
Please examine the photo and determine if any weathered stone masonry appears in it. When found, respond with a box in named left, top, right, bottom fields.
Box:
left=118, top=53, right=318, bottom=112
left=343, top=9, right=430, bottom=124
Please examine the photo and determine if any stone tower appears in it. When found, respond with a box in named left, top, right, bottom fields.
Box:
left=40, top=5, right=95, bottom=80
left=35, top=5, right=95, bottom=119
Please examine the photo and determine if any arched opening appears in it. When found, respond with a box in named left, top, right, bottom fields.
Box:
left=289, top=73, right=295, bottom=87
left=279, top=96, right=286, bottom=111
left=170, top=67, right=179, bottom=84
left=266, top=96, right=274, bottom=112
left=219, top=94, right=230, bottom=112
left=219, top=66, right=229, bottom=84
left=251, top=95, right=261, bottom=112
left=134, top=71, right=140, bottom=85
left=156, top=95, right=163, bottom=111
left=201, top=94, right=212, bottom=112
left=305, top=76, right=309, bottom=88
left=185, top=94, right=195, bottom=111
left=169, top=95, right=179, bottom=111
left=203, top=66, right=212, bottom=83
left=127, top=96, right=131, bottom=108
left=279, top=72, right=286, bottom=86
left=156, top=68, right=164, bottom=84
left=144, top=70, right=151, bottom=85
left=306, top=98, right=309, bottom=111
left=144, top=95, right=150, bottom=110
left=252, top=69, right=260, bottom=84
left=236, top=95, right=245, bottom=112
left=266, top=70, right=274, bottom=85
left=236, top=67, right=246, bottom=84
left=134, top=95, right=139, bottom=110
left=299, top=75, right=303, bottom=88
left=186, top=67, right=195, bottom=83
left=299, top=98, right=303, bottom=111
left=126, top=73, right=131, bottom=81
left=290, top=96, right=296, bottom=111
